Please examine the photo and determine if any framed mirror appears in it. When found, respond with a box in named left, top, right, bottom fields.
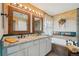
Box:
left=8, top=5, right=30, bottom=34
left=32, top=15, right=43, bottom=33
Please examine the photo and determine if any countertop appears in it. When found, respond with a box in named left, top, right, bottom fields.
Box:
left=66, top=45, right=79, bottom=53
left=3, top=35, right=51, bottom=47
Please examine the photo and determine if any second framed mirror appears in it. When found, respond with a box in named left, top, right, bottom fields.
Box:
left=32, top=15, right=43, bottom=33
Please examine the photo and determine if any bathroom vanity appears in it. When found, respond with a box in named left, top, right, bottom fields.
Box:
left=0, top=4, right=51, bottom=56
left=2, top=35, right=52, bottom=56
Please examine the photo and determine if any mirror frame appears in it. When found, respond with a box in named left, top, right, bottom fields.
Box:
left=32, top=15, right=43, bottom=33
left=8, top=5, right=30, bottom=34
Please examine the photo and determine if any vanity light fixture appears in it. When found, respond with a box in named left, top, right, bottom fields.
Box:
left=11, top=3, right=17, bottom=6
left=10, top=3, right=44, bottom=17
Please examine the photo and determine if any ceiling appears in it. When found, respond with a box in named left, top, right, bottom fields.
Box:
left=32, top=3, right=79, bottom=16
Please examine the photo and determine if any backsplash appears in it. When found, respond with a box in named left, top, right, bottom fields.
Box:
left=53, top=32, right=76, bottom=36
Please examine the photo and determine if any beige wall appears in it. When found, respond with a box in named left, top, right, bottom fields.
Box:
left=53, top=9, right=77, bottom=32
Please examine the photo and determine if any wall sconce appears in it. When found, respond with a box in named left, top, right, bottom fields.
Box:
left=58, top=18, right=66, bottom=26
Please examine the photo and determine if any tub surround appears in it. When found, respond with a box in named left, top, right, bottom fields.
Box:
left=52, top=31, right=77, bottom=46
left=53, top=35, right=77, bottom=41
left=52, top=34, right=77, bottom=48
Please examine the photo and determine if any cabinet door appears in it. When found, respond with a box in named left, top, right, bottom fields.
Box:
left=39, top=39, right=47, bottom=56
left=7, top=45, right=20, bottom=54
left=28, top=44, right=39, bottom=56
left=46, top=38, right=52, bottom=54
left=24, top=48, right=28, bottom=56
left=8, top=50, right=25, bottom=56
left=28, top=40, right=39, bottom=56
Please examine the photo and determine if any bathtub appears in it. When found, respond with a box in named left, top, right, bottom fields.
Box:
left=51, top=38, right=68, bottom=56
left=51, top=38, right=66, bottom=46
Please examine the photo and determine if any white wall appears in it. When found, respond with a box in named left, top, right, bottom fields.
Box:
left=43, top=14, right=53, bottom=35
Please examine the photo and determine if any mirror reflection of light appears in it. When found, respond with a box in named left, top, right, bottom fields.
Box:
left=29, top=8, right=32, bottom=11
left=33, top=10, right=34, bottom=12
left=19, top=4, right=22, bottom=7
left=24, top=6, right=27, bottom=9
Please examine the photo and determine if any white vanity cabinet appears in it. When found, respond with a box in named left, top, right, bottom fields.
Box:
left=24, top=48, right=28, bottom=56
left=5, top=44, right=25, bottom=56
left=7, top=45, right=20, bottom=54
left=2, top=45, right=24, bottom=56
left=3, top=37, right=52, bottom=56
left=28, top=40, right=40, bottom=56
left=8, top=50, right=25, bottom=56
left=39, top=38, right=47, bottom=56
left=19, top=41, right=34, bottom=56
left=46, top=38, right=52, bottom=54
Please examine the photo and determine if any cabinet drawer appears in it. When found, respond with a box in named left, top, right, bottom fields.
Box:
left=7, top=45, right=20, bottom=54
left=20, top=41, right=33, bottom=49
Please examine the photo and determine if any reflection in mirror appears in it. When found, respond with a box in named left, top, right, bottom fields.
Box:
left=34, top=17, right=43, bottom=32
left=13, top=11, right=28, bottom=31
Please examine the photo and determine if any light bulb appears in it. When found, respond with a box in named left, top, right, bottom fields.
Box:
left=33, top=10, right=34, bottom=12
left=36, top=12, right=37, bottom=14
left=39, top=13, right=40, bottom=15
left=41, top=14, right=43, bottom=17
left=29, top=8, right=31, bottom=11
left=25, top=6, right=27, bottom=9
left=19, top=4, right=22, bottom=7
